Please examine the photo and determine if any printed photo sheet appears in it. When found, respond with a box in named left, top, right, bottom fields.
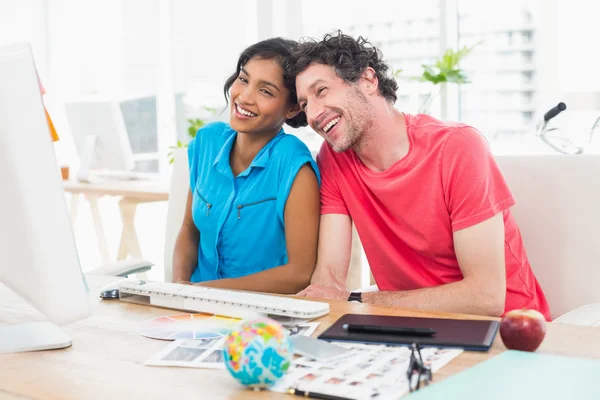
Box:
left=145, top=322, right=321, bottom=369
left=271, top=342, right=463, bottom=400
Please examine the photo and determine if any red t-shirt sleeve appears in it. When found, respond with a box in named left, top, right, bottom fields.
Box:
left=316, top=143, right=350, bottom=216
left=441, top=126, right=515, bottom=231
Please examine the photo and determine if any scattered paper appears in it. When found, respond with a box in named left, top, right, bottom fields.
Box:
left=145, top=337, right=227, bottom=368
left=145, top=322, right=321, bottom=369
left=288, top=322, right=320, bottom=337
left=271, top=342, right=463, bottom=400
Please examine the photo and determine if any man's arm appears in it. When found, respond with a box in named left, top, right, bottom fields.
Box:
left=363, top=213, right=506, bottom=317
left=199, top=165, right=320, bottom=294
left=296, top=213, right=353, bottom=295
left=172, top=189, right=199, bottom=282
left=297, top=213, right=507, bottom=317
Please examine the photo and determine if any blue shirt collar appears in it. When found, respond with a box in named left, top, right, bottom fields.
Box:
left=213, top=128, right=286, bottom=177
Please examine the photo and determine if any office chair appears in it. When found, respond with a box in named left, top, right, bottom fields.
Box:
left=163, top=148, right=190, bottom=282
left=495, top=154, right=600, bottom=325
left=350, top=155, right=600, bottom=326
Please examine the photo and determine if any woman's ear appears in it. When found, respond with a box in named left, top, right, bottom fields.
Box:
left=285, top=103, right=301, bottom=120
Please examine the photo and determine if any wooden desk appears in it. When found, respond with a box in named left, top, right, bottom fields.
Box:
left=1, top=275, right=599, bottom=400
left=63, top=180, right=170, bottom=263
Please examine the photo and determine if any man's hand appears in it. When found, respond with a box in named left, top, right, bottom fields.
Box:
left=297, top=284, right=350, bottom=301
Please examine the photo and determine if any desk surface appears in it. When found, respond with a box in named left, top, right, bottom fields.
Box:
left=1, top=276, right=599, bottom=400
left=63, top=179, right=170, bottom=202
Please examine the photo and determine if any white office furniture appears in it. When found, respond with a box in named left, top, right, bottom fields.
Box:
left=87, top=259, right=154, bottom=277
left=495, top=155, right=600, bottom=324
left=64, top=99, right=135, bottom=183
left=163, top=148, right=190, bottom=282
left=64, top=179, right=170, bottom=264
left=3, top=274, right=600, bottom=399
left=0, top=43, right=92, bottom=353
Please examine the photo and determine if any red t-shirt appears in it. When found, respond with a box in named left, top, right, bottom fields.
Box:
left=318, top=113, right=551, bottom=320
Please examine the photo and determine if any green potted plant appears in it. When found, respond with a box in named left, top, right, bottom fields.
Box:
left=396, top=42, right=478, bottom=114
left=168, top=106, right=217, bottom=164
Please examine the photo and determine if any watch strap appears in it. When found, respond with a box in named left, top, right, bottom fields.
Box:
left=347, top=291, right=362, bottom=303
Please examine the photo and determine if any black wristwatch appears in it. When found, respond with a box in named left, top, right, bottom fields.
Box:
left=347, top=292, right=362, bottom=303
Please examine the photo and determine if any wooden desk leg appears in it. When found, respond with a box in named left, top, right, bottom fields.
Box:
left=86, top=194, right=111, bottom=265
left=69, top=192, right=81, bottom=224
left=117, top=199, right=143, bottom=260
left=117, top=199, right=147, bottom=280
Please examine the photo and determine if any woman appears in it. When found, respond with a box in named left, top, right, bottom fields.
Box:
left=172, top=38, right=320, bottom=294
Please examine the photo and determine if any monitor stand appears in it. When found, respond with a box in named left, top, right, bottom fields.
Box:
left=75, top=134, right=144, bottom=183
left=76, top=135, right=98, bottom=183
left=0, top=322, right=72, bottom=354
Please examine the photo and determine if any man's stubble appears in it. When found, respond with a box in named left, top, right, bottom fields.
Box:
left=329, top=86, right=374, bottom=153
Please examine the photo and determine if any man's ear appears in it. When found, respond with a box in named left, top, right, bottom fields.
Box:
left=361, top=67, right=379, bottom=95
left=285, top=103, right=301, bottom=120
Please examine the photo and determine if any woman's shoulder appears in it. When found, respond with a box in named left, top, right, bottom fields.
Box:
left=195, top=121, right=234, bottom=141
left=272, top=132, right=314, bottom=158
left=269, top=132, right=319, bottom=182
left=189, top=121, right=234, bottom=151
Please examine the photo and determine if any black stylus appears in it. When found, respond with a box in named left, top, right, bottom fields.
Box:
left=342, top=323, right=436, bottom=336
left=289, top=388, right=352, bottom=400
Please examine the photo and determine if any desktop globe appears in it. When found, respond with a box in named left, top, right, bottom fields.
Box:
left=223, top=318, right=292, bottom=388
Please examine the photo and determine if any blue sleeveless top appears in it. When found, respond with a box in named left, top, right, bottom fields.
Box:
left=187, top=122, right=319, bottom=282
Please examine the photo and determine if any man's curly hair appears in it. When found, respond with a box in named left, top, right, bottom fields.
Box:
left=288, top=31, right=398, bottom=103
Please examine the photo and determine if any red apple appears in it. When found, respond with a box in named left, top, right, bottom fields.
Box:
left=499, top=309, right=547, bottom=352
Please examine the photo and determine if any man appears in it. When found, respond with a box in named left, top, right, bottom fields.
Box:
left=291, top=32, right=551, bottom=319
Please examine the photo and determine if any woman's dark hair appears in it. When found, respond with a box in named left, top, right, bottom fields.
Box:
left=223, top=38, right=307, bottom=128
left=289, top=31, right=398, bottom=103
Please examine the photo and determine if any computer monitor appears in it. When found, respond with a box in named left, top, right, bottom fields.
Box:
left=64, top=98, right=135, bottom=182
left=0, top=43, right=92, bottom=353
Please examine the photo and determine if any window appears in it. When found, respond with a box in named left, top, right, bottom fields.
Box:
left=456, top=0, right=600, bottom=154
left=457, top=0, right=542, bottom=146
left=171, top=0, right=259, bottom=141
left=3, top=0, right=263, bottom=173
left=4, top=0, right=599, bottom=159
left=300, top=0, right=442, bottom=131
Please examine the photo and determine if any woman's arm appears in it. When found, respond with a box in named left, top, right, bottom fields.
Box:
left=172, top=189, right=200, bottom=282
left=199, top=164, right=320, bottom=294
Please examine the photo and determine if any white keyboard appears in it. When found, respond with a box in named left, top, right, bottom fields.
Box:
left=118, top=281, right=330, bottom=320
